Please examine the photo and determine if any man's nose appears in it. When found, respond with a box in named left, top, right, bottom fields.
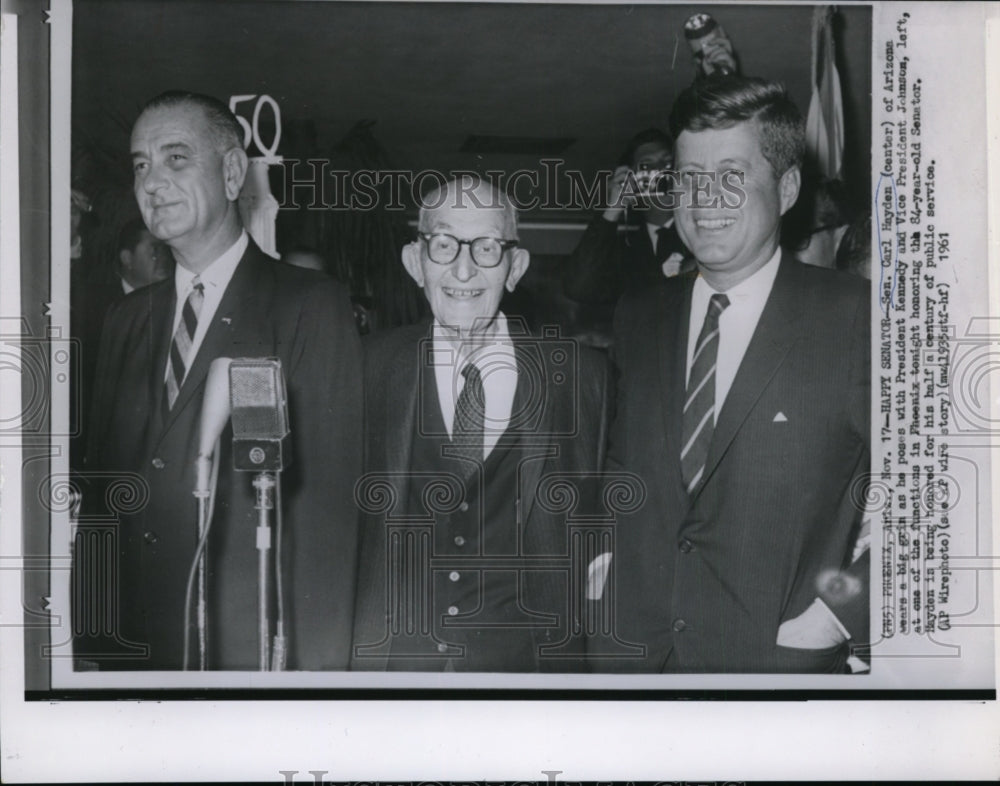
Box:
left=451, top=245, right=477, bottom=281
left=141, top=163, right=168, bottom=194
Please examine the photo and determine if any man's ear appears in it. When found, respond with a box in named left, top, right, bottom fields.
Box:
left=223, top=147, right=249, bottom=201
left=401, top=242, right=425, bottom=287
left=778, top=165, right=801, bottom=216
left=505, top=248, right=530, bottom=293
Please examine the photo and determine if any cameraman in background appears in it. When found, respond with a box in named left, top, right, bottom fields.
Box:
left=562, top=128, right=692, bottom=343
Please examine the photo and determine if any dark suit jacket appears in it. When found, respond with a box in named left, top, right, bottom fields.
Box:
left=563, top=215, right=690, bottom=306
left=351, top=318, right=612, bottom=672
left=70, top=265, right=126, bottom=471
left=77, top=240, right=362, bottom=670
left=601, top=253, right=869, bottom=673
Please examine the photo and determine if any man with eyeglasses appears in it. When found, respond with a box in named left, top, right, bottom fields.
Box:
left=351, top=175, right=611, bottom=672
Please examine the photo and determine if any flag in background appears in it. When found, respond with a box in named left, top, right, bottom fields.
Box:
left=806, top=5, right=845, bottom=180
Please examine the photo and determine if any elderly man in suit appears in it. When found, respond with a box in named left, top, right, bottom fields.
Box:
left=75, top=91, right=362, bottom=670
left=598, top=76, right=869, bottom=673
left=352, top=176, right=611, bottom=672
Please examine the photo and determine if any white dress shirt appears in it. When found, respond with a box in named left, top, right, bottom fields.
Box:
left=685, top=246, right=782, bottom=421
left=431, top=312, right=518, bottom=459
left=165, top=231, right=248, bottom=383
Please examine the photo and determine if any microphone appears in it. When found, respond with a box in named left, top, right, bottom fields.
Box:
left=195, top=357, right=234, bottom=494
left=229, top=358, right=292, bottom=472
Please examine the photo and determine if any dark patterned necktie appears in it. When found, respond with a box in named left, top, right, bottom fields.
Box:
left=680, top=293, right=730, bottom=494
left=165, top=277, right=204, bottom=410
left=451, top=362, right=485, bottom=470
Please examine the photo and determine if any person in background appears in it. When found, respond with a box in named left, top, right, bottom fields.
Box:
left=116, top=217, right=175, bottom=292
left=563, top=128, right=692, bottom=342
left=785, top=177, right=855, bottom=270
left=836, top=211, right=872, bottom=280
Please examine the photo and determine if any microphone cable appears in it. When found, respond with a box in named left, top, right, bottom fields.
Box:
left=182, top=437, right=221, bottom=671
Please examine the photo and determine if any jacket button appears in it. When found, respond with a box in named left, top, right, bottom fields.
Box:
left=453, top=536, right=465, bottom=547
left=672, top=618, right=687, bottom=632
left=449, top=571, right=460, bottom=582
left=679, top=538, right=693, bottom=553
left=437, top=643, right=449, bottom=653
left=447, top=605, right=459, bottom=616
left=143, top=531, right=158, bottom=545
left=458, top=502, right=469, bottom=513
left=151, top=457, right=165, bottom=469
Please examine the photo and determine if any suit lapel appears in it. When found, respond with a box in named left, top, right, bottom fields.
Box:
left=384, top=324, right=424, bottom=505
left=658, top=279, right=694, bottom=513
left=695, top=253, right=804, bottom=496
left=155, top=245, right=265, bottom=443
left=354, top=325, right=422, bottom=670
left=147, top=280, right=176, bottom=430
left=512, top=337, right=556, bottom=527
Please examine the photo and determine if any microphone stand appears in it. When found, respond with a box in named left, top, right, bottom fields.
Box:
left=194, top=493, right=210, bottom=670
left=252, top=472, right=276, bottom=671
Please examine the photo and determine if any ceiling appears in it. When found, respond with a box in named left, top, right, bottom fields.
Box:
left=72, top=0, right=872, bottom=223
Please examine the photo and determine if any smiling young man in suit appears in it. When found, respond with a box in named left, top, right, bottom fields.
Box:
left=352, top=176, right=610, bottom=672
left=598, top=76, right=870, bottom=673
left=75, top=92, right=362, bottom=670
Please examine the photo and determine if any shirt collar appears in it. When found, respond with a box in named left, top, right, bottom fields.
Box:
left=174, top=231, right=248, bottom=297
left=431, top=312, right=513, bottom=361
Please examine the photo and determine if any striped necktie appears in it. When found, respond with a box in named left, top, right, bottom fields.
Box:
left=680, top=293, right=730, bottom=495
left=451, top=362, right=485, bottom=471
left=165, top=277, right=204, bottom=410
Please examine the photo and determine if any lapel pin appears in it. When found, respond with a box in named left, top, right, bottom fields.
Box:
left=221, top=317, right=232, bottom=325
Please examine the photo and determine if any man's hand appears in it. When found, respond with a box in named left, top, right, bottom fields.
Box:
left=776, top=598, right=848, bottom=649
left=601, top=164, right=638, bottom=222
left=699, top=36, right=738, bottom=77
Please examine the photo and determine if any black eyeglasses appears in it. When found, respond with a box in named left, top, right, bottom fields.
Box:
left=418, top=233, right=518, bottom=268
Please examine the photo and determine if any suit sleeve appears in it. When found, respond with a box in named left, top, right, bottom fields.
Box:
left=283, top=278, right=363, bottom=669
left=82, top=300, right=124, bottom=472
left=813, top=281, right=872, bottom=639
left=832, top=284, right=872, bottom=639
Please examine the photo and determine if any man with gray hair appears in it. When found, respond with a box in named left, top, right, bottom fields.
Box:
left=352, top=175, right=610, bottom=672
left=77, top=91, right=362, bottom=671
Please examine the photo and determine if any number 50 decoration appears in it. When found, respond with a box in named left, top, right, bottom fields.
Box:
left=229, top=93, right=282, bottom=258
left=228, top=94, right=282, bottom=162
